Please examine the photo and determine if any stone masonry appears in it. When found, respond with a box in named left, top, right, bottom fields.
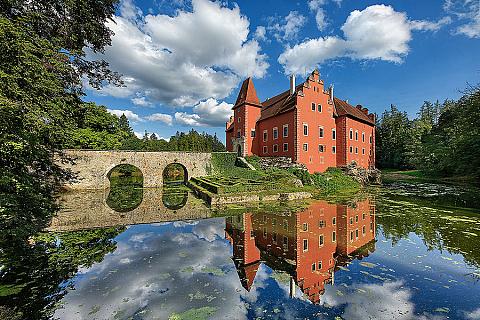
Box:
left=59, top=150, right=214, bottom=190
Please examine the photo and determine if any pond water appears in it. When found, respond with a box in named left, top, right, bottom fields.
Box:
left=1, top=179, right=480, bottom=319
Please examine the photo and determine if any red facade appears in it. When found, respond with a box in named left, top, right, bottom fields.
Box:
left=226, top=70, right=376, bottom=173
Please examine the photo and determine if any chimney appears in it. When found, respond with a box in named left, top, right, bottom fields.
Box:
left=290, top=74, right=296, bottom=95
left=329, top=84, right=334, bottom=101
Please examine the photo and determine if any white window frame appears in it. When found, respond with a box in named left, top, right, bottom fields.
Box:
left=303, top=239, right=308, bottom=252
left=332, top=146, right=336, bottom=154
left=283, top=124, right=289, bottom=137
left=362, top=132, right=365, bottom=142
left=251, top=129, right=255, bottom=138
left=311, top=102, right=316, bottom=111
left=273, top=127, right=278, bottom=140
left=319, top=144, right=324, bottom=152
left=263, top=130, right=268, bottom=142
left=355, top=130, right=358, bottom=141
left=332, top=231, right=336, bottom=242
left=318, top=103, right=322, bottom=112
left=332, top=129, right=336, bottom=140
left=319, top=126, right=324, bottom=138
left=303, top=143, right=308, bottom=152
left=319, top=234, right=324, bottom=247
left=303, top=123, right=308, bottom=136
left=350, top=129, right=353, bottom=140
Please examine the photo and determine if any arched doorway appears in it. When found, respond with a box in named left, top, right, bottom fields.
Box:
left=237, top=145, right=242, bottom=157
left=163, top=163, right=188, bottom=185
left=106, top=164, right=143, bottom=212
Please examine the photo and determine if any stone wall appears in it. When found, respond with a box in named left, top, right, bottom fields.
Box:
left=58, top=150, right=213, bottom=190
left=257, top=157, right=308, bottom=171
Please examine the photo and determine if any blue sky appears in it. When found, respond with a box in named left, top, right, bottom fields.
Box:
left=85, top=0, right=480, bottom=141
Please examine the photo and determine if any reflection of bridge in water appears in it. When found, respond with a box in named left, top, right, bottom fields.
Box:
left=48, top=188, right=211, bottom=232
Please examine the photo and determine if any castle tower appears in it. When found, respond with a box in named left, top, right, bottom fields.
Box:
left=230, top=78, right=262, bottom=156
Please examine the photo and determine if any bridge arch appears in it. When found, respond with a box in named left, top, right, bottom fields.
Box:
left=162, top=162, right=188, bottom=185
left=59, top=150, right=217, bottom=190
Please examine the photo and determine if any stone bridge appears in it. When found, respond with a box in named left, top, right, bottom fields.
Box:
left=48, top=188, right=211, bottom=232
left=59, top=150, right=215, bottom=189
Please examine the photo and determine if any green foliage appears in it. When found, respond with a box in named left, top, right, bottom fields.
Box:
left=376, top=86, right=480, bottom=180
left=0, top=0, right=121, bottom=241
left=289, top=167, right=359, bottom=194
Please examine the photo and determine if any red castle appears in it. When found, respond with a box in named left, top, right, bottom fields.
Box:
left=226, top=70, right=376, bottom=173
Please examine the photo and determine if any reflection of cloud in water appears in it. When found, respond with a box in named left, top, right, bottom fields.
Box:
left=466, top=308, right=480, bottom=320
left=53, top=219, right=249, bottom=320
left=173, top=220, right=199, bottom=228
left=322, top=281, right=444, bottom=320
left=192, top=218, right=225, bottom=242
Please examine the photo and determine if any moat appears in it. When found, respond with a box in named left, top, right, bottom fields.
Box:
left=1, top=178, right=480, bottom=320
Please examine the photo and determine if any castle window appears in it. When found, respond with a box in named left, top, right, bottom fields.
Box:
left=355, top=215, right=359, bottom=223
left=263, top=146, right=267, bottom=154
left=319, top=235, right=324, bottom=247
left=319, top=144, right=324, bottom=152
left=332, top=129, right=336, bottom=140
left=355, top=130, right=358, bottom=141
left=318, top=260, right=323, bottom=270
left=332, top=146, right=336, bottom=154
left=318, top=104, right=322, bottom=112
left=362, top=132, right=365, bottom=142
left=350, top=146, right=353, bottom=153
left=350, top=129, right=353, bottom=140
left=311, top=102, right=316, bottom=111
left=319, top=220, right=325, bottom=228
left=303, top=123, right=308, bottom=136
left=303, top=239, right=308, bottom=251
left=356, top=229, right=359, bottom=238
left=273, top=144, right=278, bottom=153
left=362, top=148, right=365, bottom=155
left=251, top=129, right=255, bottom=138
left=303, top=143, right=308, bottom=151
left=283, top=143, right=288, bottom=152
left=350, top=231, right=354, bottom=241
left=273, top=127, right=278, bottom=139
left=363, top=225, right=366, bottom=235
left=319, top=126, right=324, bottom=138
left=302, top=223, right=308, bottom=231
left=283, top=124, right=289, bottom=137
left=312, top=263, right=316, bottom=271
left=332, top=217, right=336, bottom=225
left=355, top=147, right=358, bottom=154
left=332, top=231, right=336, bottom=242
left=263, top=130, right=267, bottom=142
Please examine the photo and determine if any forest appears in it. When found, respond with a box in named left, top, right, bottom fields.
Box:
left=375, top=85, right=480, bottom=180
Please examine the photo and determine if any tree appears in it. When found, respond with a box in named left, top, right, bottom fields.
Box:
left=118, top=114, right=134, bottom=136
left=0, top=0, right=121, bottom=240
left=375, top=105, right=414, bottom=169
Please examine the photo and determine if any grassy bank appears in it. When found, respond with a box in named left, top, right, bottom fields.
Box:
left=198, top=153, right=360, bottom=199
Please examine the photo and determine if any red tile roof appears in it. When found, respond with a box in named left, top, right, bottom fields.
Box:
left=334, top=97, right=375, bottom=125
left=233, top=77, right=262, bottom=109
left=258, top=83, right=303, bottom=121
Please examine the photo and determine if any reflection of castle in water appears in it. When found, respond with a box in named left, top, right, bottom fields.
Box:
left=225, top=199, right=376, bottom=304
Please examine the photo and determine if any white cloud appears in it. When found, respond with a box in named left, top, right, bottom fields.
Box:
left=268, top=11, right=306, bottom=42
left=131, top=96, right=153, bottom=107
left=174, top=98, right=233, bottom=127
left=254, top=26, right=267, bottom=41
left=410, top=16, right=452, bottom=32
left=144, top=113, right=173, bottom=125
left=90, top=0, right=268, bottom=107
left=279, top=5, right=452, bottom=75
left=107, top=109, right=142, bottom=122
left=444, top=0, right=480, bottom=38
left=308, top=0, right=328, bottom=31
